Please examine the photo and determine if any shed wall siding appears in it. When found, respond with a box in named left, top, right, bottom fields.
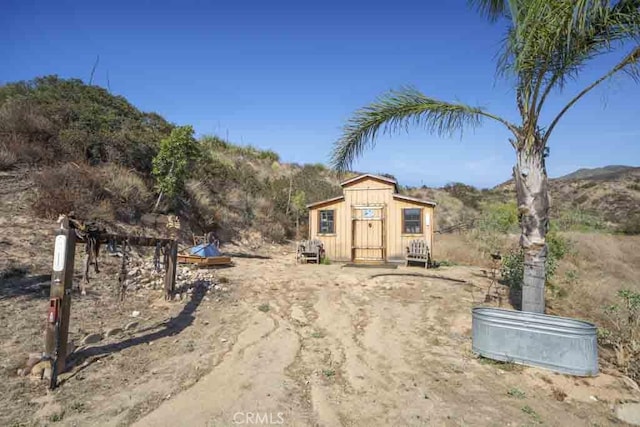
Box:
left=387, top=201, right=434, bottom=260
left=309, top=200, right=349, bottom=261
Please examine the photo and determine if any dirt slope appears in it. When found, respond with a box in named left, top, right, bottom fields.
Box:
left=1, top=170, right=639, bottom=426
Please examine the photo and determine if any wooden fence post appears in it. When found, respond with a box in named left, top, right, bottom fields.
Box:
left=164, top=241, right=178, bottom=300
left=163, top=215, right=180, bottom=301
left=45, top=216, right=76, bottom=389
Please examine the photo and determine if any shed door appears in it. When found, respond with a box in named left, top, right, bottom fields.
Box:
left=352, top=206, right=385, bottom=262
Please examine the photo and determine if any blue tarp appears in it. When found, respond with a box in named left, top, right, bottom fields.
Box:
left=189, top=243, right=222, bottom=257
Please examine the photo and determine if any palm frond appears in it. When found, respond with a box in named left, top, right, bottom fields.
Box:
left=544, top=45, right=640, bottom=143
left=469, top=0, right=519, bottom=22
left=330, top=87, right=515, bottom=172
left=493, top=0, right=640, bottom=125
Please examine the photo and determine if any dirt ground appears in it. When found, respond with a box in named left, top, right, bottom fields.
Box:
left=1, top=248, right=639, bottom=426
left=1, top=170, right=639, bottom=426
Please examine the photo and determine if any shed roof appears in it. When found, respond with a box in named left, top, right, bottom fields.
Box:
left=392, top=194, right=437, bottom=207
left=306, top=195, right=345, bottom=209
left=340, top=173, right=398, bottom=192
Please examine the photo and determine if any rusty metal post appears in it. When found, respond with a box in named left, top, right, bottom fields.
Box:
left=45, top=216, right=76, bottom=388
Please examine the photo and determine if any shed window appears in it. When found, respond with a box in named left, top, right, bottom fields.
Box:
left=403, top=208, right=422, bottom=234
left=319, top=210, right=335, bottom=234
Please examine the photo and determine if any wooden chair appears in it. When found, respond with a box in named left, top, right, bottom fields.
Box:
left=406, top=239, right=431, bottom=268
left=297, top=239, right=324, bottom=264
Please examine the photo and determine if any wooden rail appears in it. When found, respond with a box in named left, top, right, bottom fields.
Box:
left=435, top=218, right=477, bottom=234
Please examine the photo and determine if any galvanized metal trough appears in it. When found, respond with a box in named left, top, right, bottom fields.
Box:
left=472, top=307, right=598, bottom=376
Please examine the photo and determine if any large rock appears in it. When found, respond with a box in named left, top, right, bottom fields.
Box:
left=30, top=360, right=51, bottom=379
left=616, top=403, right=640, bottom=426
left=82, top=333, right=103, bottom=345
left=105, top=327, right=123, bottom=338
left=125, top=321, right=139, bottom=331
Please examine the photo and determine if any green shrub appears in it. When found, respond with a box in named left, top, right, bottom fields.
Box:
left=501, top=249, right=524, bottom=289
left=545, top=231, right=567, bottom=279
left=554, top=209, right=607, bottom=232
left=443, top=182, right=481, bottom=209
left=478, top=202, right=518, bottom=234
left=501, top=231, right=567, bottom=290
left=0, top=76, right=171, bottom=172
left=599, top=289, right=640, bottom=382
left=152, top=125, right=200, bottom=211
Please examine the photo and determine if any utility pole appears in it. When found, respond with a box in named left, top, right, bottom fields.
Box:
left=44, top=216, right=76, bottom=389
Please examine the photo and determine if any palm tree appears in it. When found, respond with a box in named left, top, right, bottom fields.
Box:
left=331, top=0, right=640, bottom=313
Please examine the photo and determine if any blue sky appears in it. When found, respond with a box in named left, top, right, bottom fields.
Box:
left=2, top=0, right=639, bottom=188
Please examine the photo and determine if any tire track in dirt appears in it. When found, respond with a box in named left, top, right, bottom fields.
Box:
left=310, top=287, right=413, bottom=426
left=133, top=306, right=304, bottom=427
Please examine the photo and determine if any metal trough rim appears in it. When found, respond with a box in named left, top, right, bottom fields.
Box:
left=473, top=307, right=596, bottom=332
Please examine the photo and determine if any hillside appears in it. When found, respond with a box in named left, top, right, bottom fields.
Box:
left=558, top=165, right=640, bottom=181
left=1, top=76, right=638, bottom=240
left=0, top=76, right=342, bottom=243
left=404, top=168, right=640, bottom=234
left=493, top=167, right=640, bottom=231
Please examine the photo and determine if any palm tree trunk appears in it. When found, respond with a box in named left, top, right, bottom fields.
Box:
left=514, top=144, right=550, bottom=313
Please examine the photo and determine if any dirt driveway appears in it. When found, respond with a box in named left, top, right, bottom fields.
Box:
left=133, top=252, right=637, bottom=427
left=2, top=243, right=639, bottom=426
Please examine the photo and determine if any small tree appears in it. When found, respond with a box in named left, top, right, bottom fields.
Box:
left=291, top=190, right=307, bottom=239
left=152, top=125, right=199, bottom=211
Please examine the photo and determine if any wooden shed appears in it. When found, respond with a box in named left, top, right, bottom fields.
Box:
left=307, top=174, right=436, bottom=263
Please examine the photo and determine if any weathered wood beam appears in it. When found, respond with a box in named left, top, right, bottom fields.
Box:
left=72, top=233, right=176, bottom=247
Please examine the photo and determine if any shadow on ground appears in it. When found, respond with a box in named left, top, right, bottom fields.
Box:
left=224, top=252, right=271, bottom=260
left=60, top=287, right=206, bottom=386
left=0, top=270, right=52, bottom=301
left=369, top=272, right=471, bottom=284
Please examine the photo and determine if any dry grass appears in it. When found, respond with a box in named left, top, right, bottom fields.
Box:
left=32, top=163, right=152, bottom=223
left=32, top=163, right=102, bottom=219
left=407, top=187, right=477, bottom=229
left=436, top=230, right=640, bottom=381
left=554, top=233, right=640, bottom=319
left=435, top=231, right=640, bottom=326
left=434, top=232, right=518, bottom=268
left=0, top=143, right=17, bottom=170
left=102, top=164, right=150, bottom=203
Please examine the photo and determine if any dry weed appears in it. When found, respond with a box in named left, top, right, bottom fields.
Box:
left=0, top=143, right=17, bottom=170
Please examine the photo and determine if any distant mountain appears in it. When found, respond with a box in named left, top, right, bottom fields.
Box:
left=408, top=165, right=640, bottom=230
left=557, top=165, right=640, bottom=181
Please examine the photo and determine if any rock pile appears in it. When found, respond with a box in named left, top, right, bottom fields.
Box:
left=123, top=260, right=228, bottom=293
